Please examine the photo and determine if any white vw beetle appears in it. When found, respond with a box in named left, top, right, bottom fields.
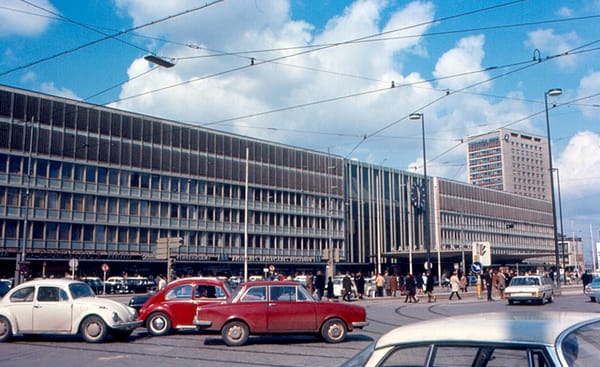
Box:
left=0, top=278, right=141, bottom=343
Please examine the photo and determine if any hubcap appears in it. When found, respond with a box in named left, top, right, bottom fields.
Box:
left=228, top=325, right=242, bottom=340
left=329, top=324, right=342, bottom=339
left=86, top=322, right=101, bottom=337
left=152, top=317, right=165, bottom=330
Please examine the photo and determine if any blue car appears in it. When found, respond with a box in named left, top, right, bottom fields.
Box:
left=584, top=277, right=600, bottom=302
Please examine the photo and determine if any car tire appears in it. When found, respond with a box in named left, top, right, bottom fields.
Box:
left=147, top=312, right=171, bottom=336
left=0, top=316, right=12, bottom=342
left=591, top=297, right=596, bottom=303
left=547, top=293, right=554, bottom=303
left=508, top=300, right=514, bottom=305
left=221, top=320, right=249, bottom=346
left=80, top=315, right=108, bottom=343
left=320, top=318, right=347, bottom=343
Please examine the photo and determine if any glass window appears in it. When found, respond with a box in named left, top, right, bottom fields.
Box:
left=380, top=345, right=430, bottom=366
left=166, top=285, right=193, bottom=300
left=37, top=286, right=62, bottom=302
left=561, top=320, right=600, bottom=367
left=241, top=286, right=266, bottom=302
left=10, top=286, right=35, bottom=302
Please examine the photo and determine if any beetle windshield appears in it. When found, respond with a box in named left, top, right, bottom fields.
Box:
left=560, top=320, right=600, bottom=367
left=69, top=282, right=95, bottom=299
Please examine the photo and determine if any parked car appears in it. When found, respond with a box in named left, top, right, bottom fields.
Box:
left=81, top=276, right=104, bottom=295
left=195, top=280, right=368, bottom=346
left=342, top=312, right=600, bottom=367
left=504, top=275, right=554, bottom=305
left=115, top=276, right=153, bottom=294
left=104, top=276, right=124, bottom=294
left=0, top=278, right=141, bottom=343
left=135, top=277, right=232, bottom=336
left=0, top=279, right=12, bottom=298
left=584, top=277, right=600, bottom=302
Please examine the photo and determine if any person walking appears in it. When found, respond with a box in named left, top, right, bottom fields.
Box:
left=389, top=272, right=398, bottom=297
left=342, top=272, right=353, bottom=301
left=404, top=273, right=419, bottom=303
left=326, top=276, right=335, bottom=301
left=315, top=271, right=326, bottom=300
left=375, top=272, right=385, bottom=297
left=305, top=272, right=314, bottom=296
left=425, top=271, right=436, bottom=302
left=497, top=270, right=507, bottom=299
left=355, top=271, right=365, bottom=299
left=449, top=271, right=462, bottom=300
left=484, top=268, right=494, bottom=301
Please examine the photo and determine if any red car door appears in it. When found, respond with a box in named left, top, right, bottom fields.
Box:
left=267, top=285, right=317, bottom=332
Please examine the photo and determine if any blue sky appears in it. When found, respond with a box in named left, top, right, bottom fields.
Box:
left=1, top=0, right=600, bottom=266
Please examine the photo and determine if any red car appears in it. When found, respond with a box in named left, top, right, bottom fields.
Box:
left=194, top=280, right=368, bottom=346
left=137, top=277, right=232, bottom=336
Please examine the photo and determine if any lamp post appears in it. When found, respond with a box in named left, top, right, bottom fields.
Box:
left=409, top=113, right=431, bottom=270
left=544, top=88, right=562, bottom=289
left=554, top=168, right=566, bottom=269
left=244, top=146, right=249, bottom=282
left=144, top=55, right=175, bottom=68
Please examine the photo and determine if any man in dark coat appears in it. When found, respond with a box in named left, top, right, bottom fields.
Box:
left=425, top=271, right=436, bottom=302
left=484, top=268, right=494, bottom=301
left=342, top=272, right=353, bottom=301
left=404, top=273, right=418, bottom=303
left=315, top=270, right=326, bottom=300
left=354, top=271, right=365, bottom=299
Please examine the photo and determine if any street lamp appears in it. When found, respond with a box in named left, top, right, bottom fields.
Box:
left=544, top=88, right=562, bottom=289
left=144, top=55, right=175, bottom=68
left=554, top=168, right=566, bottom=269
left=409, top=113, right=431, bottom=270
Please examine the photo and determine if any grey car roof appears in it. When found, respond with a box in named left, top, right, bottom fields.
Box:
left=375, top=312, right=599, bottom=349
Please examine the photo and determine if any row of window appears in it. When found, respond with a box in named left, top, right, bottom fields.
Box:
left=1, top=219, right=335, bottom=252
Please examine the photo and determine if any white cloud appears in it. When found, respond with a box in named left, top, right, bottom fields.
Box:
left=432, top=35, right=489, bottom=92
left=557, top=131, right=600, bottom=196
left=556, top=7, right=573, bottom=17
left=576, top=71, right=600, bottom=118
left=524, top=29, right=580, bottom=70
left=0, top=0, right=56, bottom=37
left=39, top=82, right=80, bottom=100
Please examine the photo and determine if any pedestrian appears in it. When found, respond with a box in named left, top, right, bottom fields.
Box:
left=404, top=273, right=419, bottom=303
left=375, top=272, right=385, bottom=297
left=416, top=273, right=424, bottom=296
left=157, top=274, right=167, bottom=290
left=326, top=276, right=335, bottom=301
left=305, top=272, right=314, bottom=295
left=355, top=271, right=365, bottom=299
left=449, top=271, right=462, bottom=300
left=425, top=271, right=436, bottom=302
left=582, top=270, right=593, bottom=293
left=342, top=272, right=353, bottom=301
left=497, top=270, right=507, bottom=299
left=460, top=272, right=468, bottom=293
left=484, top=268, right=494, bottom=301
left=315, top=270, right=326, bottom=300
left=389, top=272, right=398, bottom=297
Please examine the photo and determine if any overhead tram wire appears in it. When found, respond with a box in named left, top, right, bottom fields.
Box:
left=108, top=0, right=528, bottom=104
left=0, top=0, right=226, bottom=78
left=19, top=0, right=151, bottom=54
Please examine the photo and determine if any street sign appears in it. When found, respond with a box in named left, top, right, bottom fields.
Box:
left=101, top=263, right=109, bottom=272
left=471, top=261, right=482, bottom=274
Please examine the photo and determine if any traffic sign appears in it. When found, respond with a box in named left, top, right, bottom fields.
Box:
left=471, top=261, right=483, bottom=274
left=101, top=263, right=109, bottom=272
left=69, top=258, right=79, bottom=268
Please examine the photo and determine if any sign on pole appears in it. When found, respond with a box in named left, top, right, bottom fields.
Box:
left=472, top=241, right=491, bottom=266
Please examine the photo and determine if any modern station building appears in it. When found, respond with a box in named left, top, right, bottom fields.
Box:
left=0, top=85, right=557, bottom=281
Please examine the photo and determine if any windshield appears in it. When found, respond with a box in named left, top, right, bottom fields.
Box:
left=69, top=282, right=95, bottom=299
left=560, top=320, right=600, bottom=367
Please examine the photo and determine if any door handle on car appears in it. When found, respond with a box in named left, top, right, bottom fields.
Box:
left=268, top=303, right=277, bottom=307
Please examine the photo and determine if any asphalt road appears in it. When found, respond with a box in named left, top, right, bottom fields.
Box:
left=1, top=285, right=597, bottom=367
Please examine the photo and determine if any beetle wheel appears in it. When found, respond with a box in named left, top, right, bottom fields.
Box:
left=221, top=320, right=249, bottom=346
left=320, top=318, right=347, bottom=343
left=80, top=315, right=108, bottom=343
left=147, top=312, right=171, bottom=336
left=0, top=316, right=12, bottom=342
